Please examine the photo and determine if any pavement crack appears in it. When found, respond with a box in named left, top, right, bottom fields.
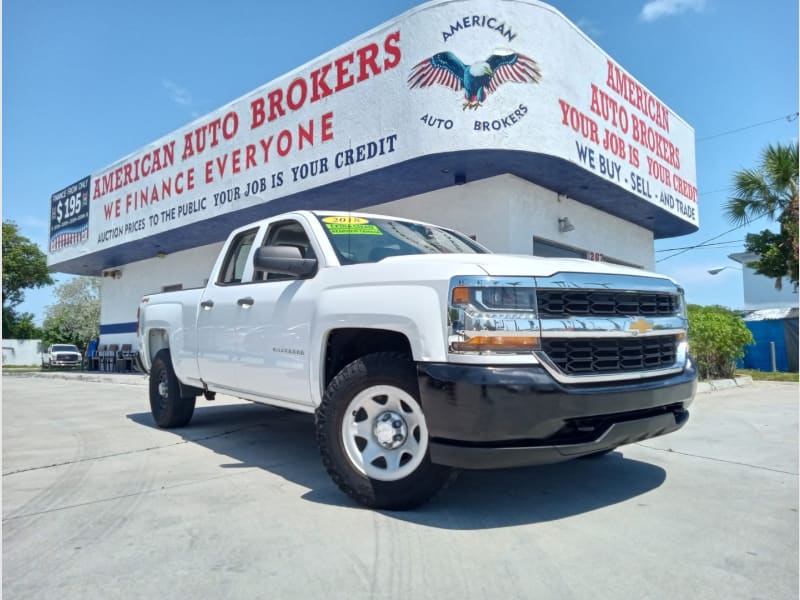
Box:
left=1, top=424, right=267, bottom=477
left=2, top=473, right=239, bottom=522
left=635, top=443, right=799, bottom=476
left=2, top=456, right=307, bottom=523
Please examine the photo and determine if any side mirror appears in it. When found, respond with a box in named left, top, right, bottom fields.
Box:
left=253, top=246, right=317, bottom=278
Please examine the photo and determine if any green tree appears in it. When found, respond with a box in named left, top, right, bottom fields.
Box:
left=724, top=142, right=799, bottom=290
left=2, top=222, right=53, bottom=339
left=2, top=222, right=53, bottom=309
left=41, top=277, right=100, bottom=350
left=688, top=304, right=754, bottom=380
left=2, top=308, right=43, bottom=339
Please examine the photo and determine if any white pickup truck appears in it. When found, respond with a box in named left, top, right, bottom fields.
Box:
left=137, top=210, right=696, bottom=509
left=41, top=344, right=82, bottom=369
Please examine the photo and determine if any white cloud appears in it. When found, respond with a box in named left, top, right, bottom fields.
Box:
left=575, top=18, right=603, bottom=39
left=162, top=79, right=193, bottom=107
left=640, top=0, right=706, bottom=22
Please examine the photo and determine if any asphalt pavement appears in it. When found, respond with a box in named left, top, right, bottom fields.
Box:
left=2, top=373, right=797, bottom=599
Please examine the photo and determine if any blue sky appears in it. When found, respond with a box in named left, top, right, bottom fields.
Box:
left=3, top=0, right=798, bottom=324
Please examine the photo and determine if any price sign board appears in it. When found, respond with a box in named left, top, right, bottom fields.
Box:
left=50, top=176, right=91, bottom=252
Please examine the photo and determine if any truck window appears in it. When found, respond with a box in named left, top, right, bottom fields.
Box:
left=254, top=220, right=316, bottom=282
left=315, top=215, right=488, bottom=265
left=218, top=229, right=257, bottom=284
left=51, top=344, right=79, bottom=352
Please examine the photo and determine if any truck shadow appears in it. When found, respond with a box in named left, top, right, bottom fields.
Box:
left=127, top=401, right=667, bottom=530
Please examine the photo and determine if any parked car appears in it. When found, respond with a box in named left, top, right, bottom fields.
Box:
left=42, top=344, right=82, bottom=369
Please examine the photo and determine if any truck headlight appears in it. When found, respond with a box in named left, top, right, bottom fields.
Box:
left=448, top=277, right=540, bottom=354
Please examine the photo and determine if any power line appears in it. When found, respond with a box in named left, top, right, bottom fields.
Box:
left=698, top=187, right=729, bottom=197
left=655, top=239, right=744, bottom=252
left=656, top=214, right=767, bottom=263
left=697, top=112, right=799, bottom=142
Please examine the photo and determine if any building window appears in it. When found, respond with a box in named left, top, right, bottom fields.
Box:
left=532, top=236, right=642, bottom=269
left=532, top=237, right=584, bottom=259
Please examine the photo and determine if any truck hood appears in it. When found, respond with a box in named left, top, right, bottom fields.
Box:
left=374, top=253, right=675, bottom=283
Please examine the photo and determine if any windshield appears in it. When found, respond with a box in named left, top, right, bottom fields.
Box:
left=52, top=345, right=79, bottom=352
left=316, top=215, right=489, bottom=265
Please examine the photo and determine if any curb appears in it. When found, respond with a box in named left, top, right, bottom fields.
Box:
left=4, top=371, right=149, bottom=386
left=696, top=375, right=754, bottom=394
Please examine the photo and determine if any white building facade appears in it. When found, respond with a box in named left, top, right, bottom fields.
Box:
left=728, top=252, right=798, bottom=310
left=47, top=0, right=698, bottom=350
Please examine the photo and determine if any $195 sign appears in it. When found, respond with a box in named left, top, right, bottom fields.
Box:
left=49, top=176, right=91, bottom=252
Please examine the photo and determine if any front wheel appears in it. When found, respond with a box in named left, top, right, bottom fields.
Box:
left=149, top=349, right=196, bottom=428
left=315, top=352, right=454, bottom=510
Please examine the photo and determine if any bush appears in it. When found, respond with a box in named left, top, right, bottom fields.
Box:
left=688, top=304, right=754, bottom=380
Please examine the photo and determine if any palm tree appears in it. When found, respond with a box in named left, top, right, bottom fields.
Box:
left=724, top=142, right=799, bottom=290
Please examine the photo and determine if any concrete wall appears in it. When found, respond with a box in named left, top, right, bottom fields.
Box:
left=99, top=241, right=224, bottom=349
left=742, top=267, right=798, bottom=310
left=2, top=339, right=43, bottom=366
left=370, top=175, right=654, bottom=268
left=729, top=252, right=799, bottom=309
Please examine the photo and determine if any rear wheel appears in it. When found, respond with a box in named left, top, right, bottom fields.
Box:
left=316, top=352, right=454, bottom=510
left=149, top=349, right=196, bottom=428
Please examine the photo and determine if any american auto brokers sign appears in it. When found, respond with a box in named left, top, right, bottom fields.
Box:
left=48, top=0, right=697, bottom=263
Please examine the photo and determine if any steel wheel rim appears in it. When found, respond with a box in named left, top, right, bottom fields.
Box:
left=341, top=384, right=428, bottom=482
left=157, top=370, right=169, bottom=410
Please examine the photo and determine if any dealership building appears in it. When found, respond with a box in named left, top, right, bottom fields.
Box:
left=47, top=0, right=698, bottom=351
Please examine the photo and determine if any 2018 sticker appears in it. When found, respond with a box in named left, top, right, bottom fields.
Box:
left=322, top=216, right=369, bottom=225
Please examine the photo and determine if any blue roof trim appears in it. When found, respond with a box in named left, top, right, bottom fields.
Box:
left=100, top=322, right=138, bottom=334
left=51, top=149, right=698, bottom=275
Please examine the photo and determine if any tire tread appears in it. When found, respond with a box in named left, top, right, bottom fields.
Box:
left=149, top=349, right=196, bottom=428
left=315, top=351, right=456, bottom=510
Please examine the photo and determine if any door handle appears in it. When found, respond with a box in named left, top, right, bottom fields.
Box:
left=200, top=299, right=214, bottom=309
left=237, top=296, right=255, bottom=308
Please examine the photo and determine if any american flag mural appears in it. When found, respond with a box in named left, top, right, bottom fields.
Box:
left=50, top=224, right=90, bottom=252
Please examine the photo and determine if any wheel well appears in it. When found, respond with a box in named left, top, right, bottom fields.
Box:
left=148, top=329, right=170, bottom=363
left=324, top=328, right=412, bottom=388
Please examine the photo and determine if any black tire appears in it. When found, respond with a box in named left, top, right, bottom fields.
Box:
left=315, top=352, right=455, bottom=510
left=149, top=349, right=196, bottom=428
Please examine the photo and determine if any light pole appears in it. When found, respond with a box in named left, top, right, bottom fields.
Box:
left=708, top=266, right=743, bottom=275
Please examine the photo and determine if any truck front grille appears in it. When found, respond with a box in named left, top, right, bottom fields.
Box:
left=56, top=354, right=80, bottom=362
left=537, top=290, right=679, bottom=317
left=542, top=335, right=678, bottom=375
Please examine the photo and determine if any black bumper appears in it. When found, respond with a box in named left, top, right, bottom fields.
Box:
left=416, top=361, right=696, bottom=469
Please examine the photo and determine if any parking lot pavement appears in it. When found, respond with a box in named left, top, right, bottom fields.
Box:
left=3, top=375, right=798, bottom=600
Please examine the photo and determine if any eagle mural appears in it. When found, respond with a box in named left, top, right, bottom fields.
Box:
left=408, top=49, right=542, bottom=110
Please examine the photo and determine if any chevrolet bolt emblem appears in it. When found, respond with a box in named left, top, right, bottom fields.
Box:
left=628, top=317, right=654, bottom=335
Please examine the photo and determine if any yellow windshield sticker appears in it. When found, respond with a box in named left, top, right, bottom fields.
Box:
left=322, top=216, right=369, bottom=225
left=325, top=223, right=382, bottom=235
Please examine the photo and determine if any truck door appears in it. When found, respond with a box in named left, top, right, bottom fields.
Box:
left=196, top=227, right=258, bottom=389
left=236, top=218, right=319, bottom=407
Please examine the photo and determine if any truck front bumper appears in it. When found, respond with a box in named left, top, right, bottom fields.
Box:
left=49, top=359, right=82, bottom=367
left=416, top=361, right=696, bottom=469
